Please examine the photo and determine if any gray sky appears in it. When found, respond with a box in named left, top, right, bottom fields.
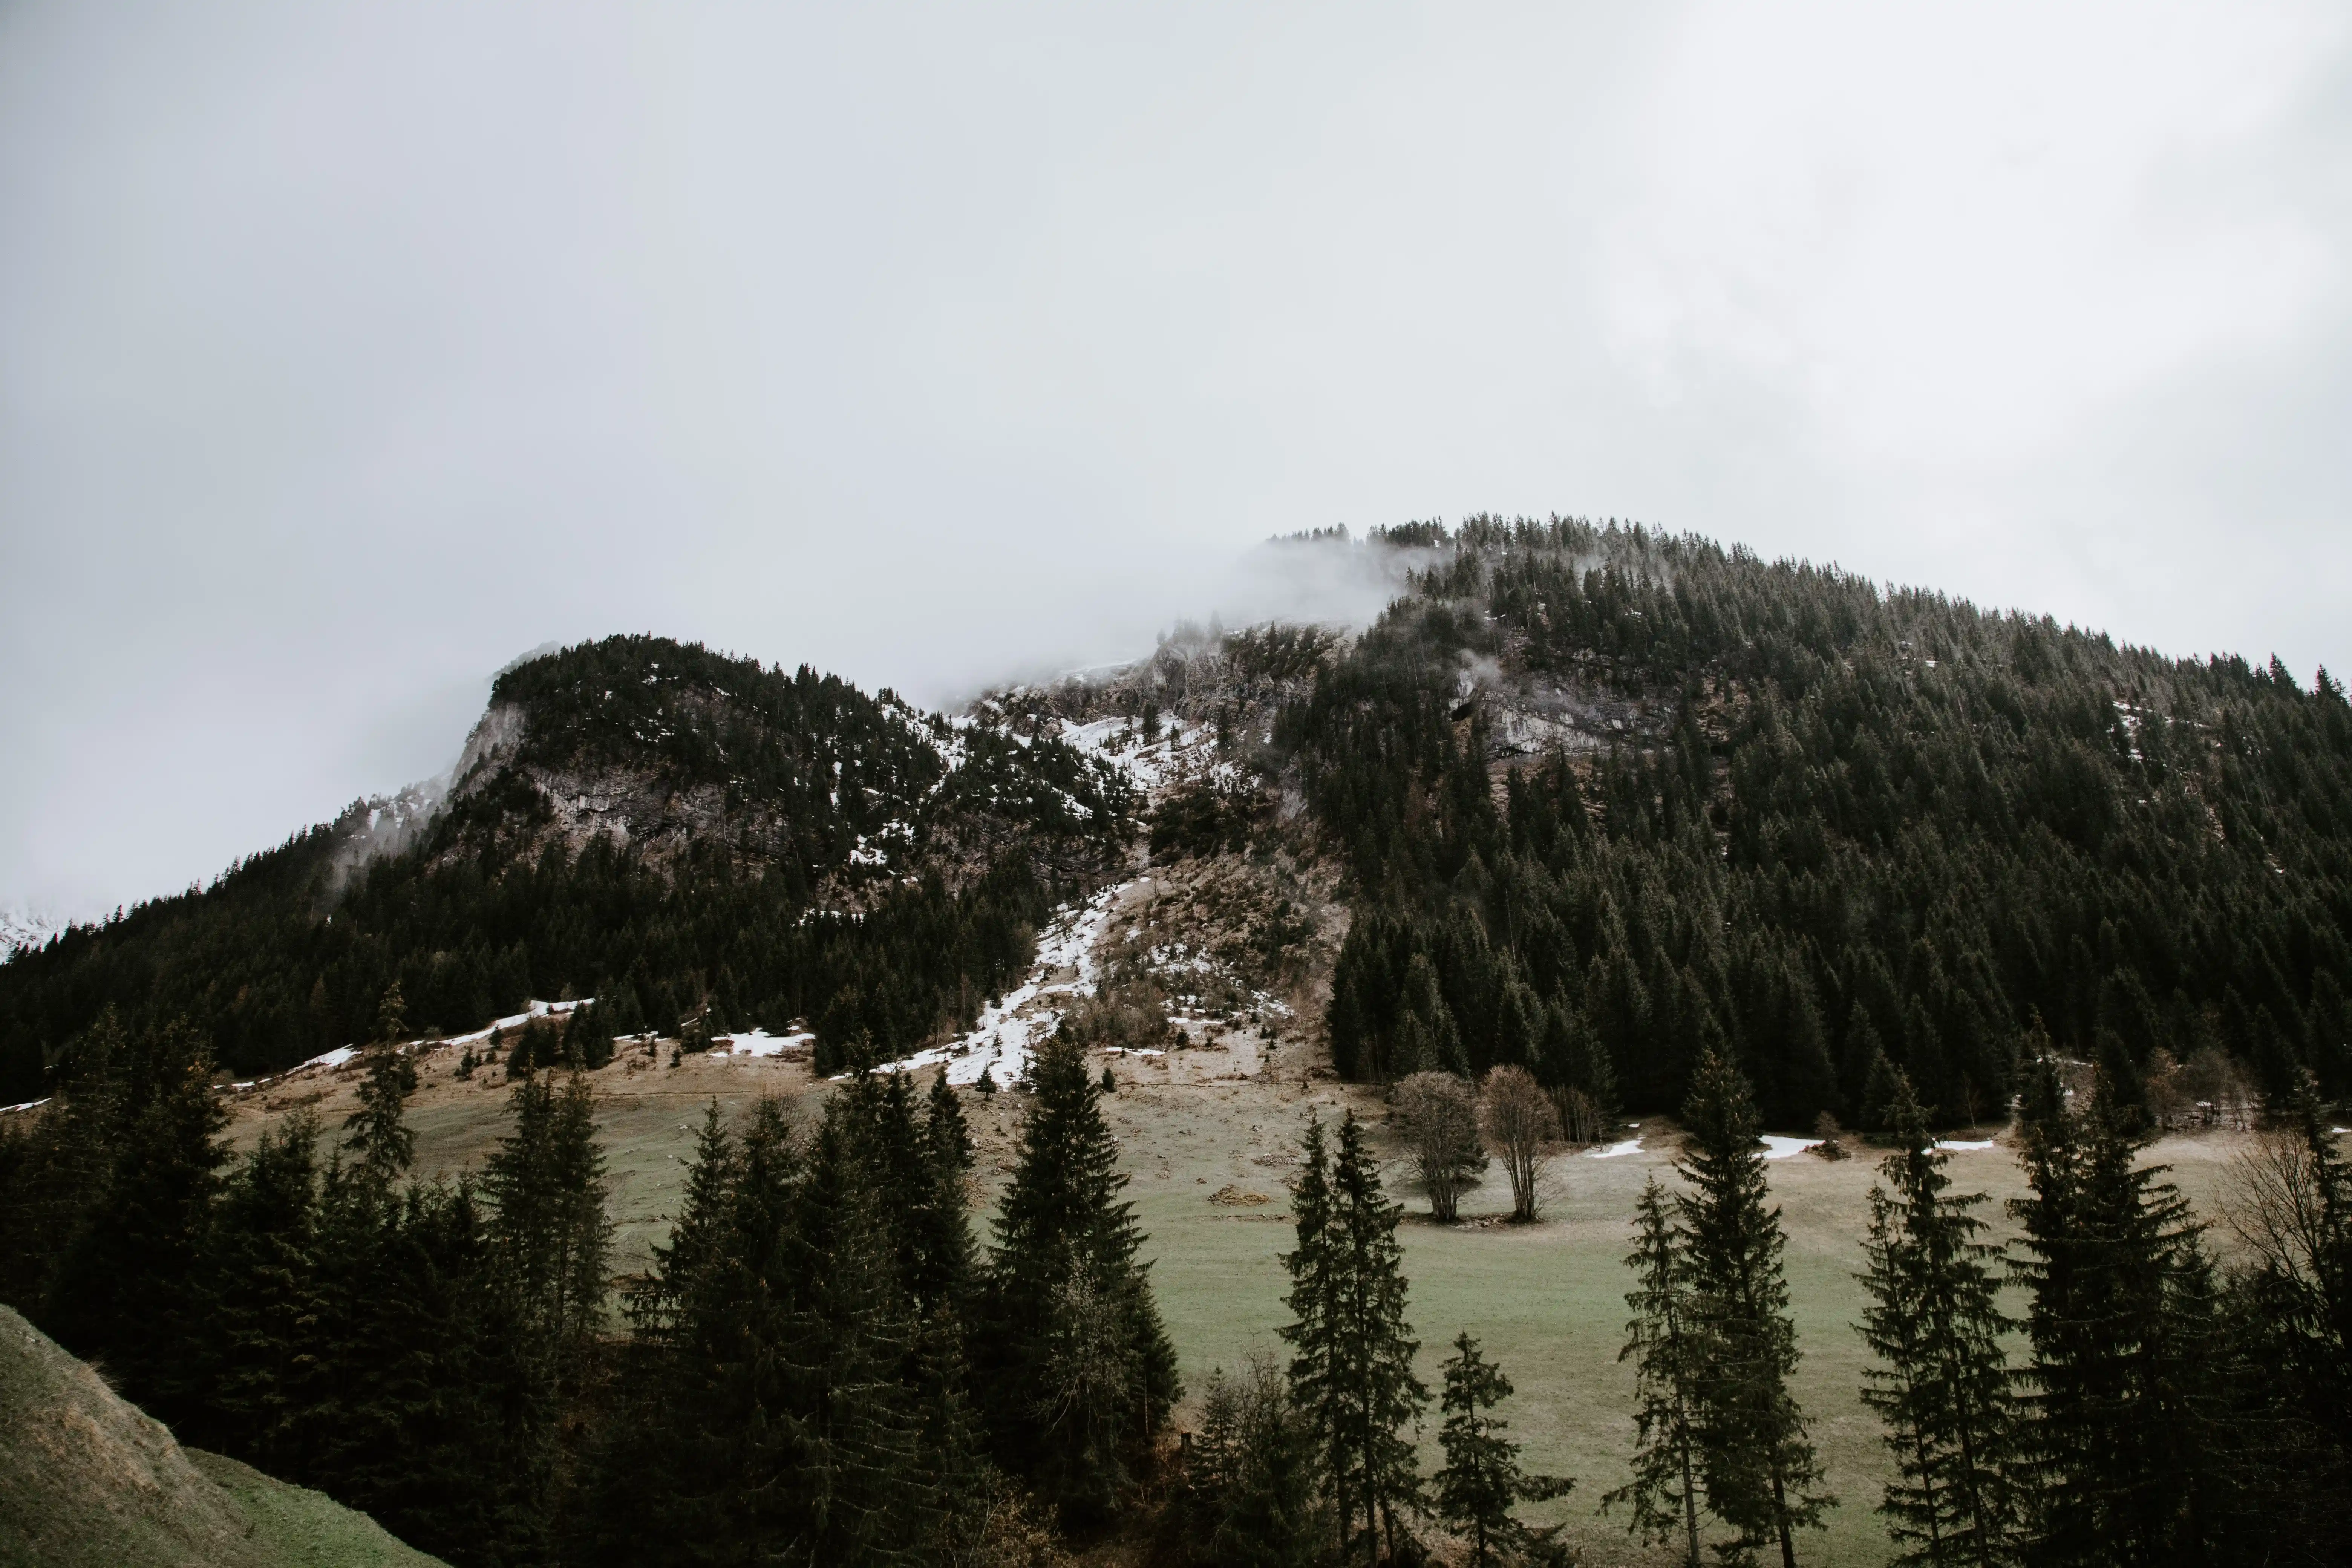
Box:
left=5, top=2, right=2349, bottom=920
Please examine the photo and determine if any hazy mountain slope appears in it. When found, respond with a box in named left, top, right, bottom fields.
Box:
left=0, top=1304, right=443, bottom=1568
left=1293, top=516, right=2352, bottom=1125
left=0, top=636, right=1136, bottom=1099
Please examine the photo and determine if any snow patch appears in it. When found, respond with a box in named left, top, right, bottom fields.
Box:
left=1587, top=1137, right=1643, bottom=1159
left=1935, top=1138, right=1997, bottom=1152
left=859, top=880, right=1130, bottom=1087
left=710, top=1029, right=814, bottom=1058
left=1, top=1097, right=51, bottom=1115
left=1759, top=1135, right=1823, bottom=1160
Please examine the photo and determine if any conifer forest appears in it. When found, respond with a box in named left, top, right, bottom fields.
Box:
left=3, top=521, right=2349, bottom=1567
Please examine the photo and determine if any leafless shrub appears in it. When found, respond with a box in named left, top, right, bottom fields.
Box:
left=1810, top=1110, right=1850, bottom=1160
left=1481, top=1066, right=1562, bottom=1223
left=2224, top=1130, right=2334, bottom=1286
left=1393, top=1071, right=1487, bottom=1222
left=1550, top=1084, right=1609, bottom=1147
left=2182, top=1047, right=2254, bottom=1131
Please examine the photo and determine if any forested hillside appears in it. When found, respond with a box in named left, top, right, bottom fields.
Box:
left=1301, top=517, right=2352, bottom=1128
left=0, top=636, right=1136, bottom=1101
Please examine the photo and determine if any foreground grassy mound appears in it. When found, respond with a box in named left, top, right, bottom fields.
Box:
left=0, top=1304, right=443, bottom=1568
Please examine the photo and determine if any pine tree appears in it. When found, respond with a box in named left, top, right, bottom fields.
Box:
left=1678, top=1047, right=1832, bottom=1568
left=1282, top=1109, right=1428, bottom=1565
left=0, top=1008, right=126, bottom=1315
left=1433, top=1333, right=1571, bottom=1566
left=483, top=1068, right=611, bottom=1358
left=345, top=984, right=418, bottom=1186
left=42, top=1017, right=229, bottom=1403
left=2008, top=1057, right=2221, bottom=1568
left=1856, top=1072, right=2017, bottom=1567
left=914, top=1067, right=978, bottom=1318
left=182, top=1109, right=323, bottom=1466
left=978, top=1031, right=1179, bottom=1522
left=1605, top=1176, right=1705, bottom=1567
left=1187, top=1358, right=1320, bottom=1568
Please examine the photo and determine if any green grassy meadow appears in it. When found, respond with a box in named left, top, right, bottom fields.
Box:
left=235, top=1050, right=2259, bottom=1568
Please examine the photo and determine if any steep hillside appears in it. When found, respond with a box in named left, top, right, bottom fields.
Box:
left=1292, top=517, right=2352, bottom=1127
left=0, top=1303, right=443, bottom=1568
left=0, top=637, right=1136, bottom=1098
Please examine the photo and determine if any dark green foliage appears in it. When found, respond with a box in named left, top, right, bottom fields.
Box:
left=1677, top=1048, right=1833, bottom=1568
left=1433, top=1333, right=1571, bottom=1567
left=1604, top=1176, right=1706, bottom=1567
left=585, top=1088, right=989, bottom=1566
left=347, top=986, right=419, bottom=1184
left=0, top=637, right=1135, bottom=1100
left=1856, top=1073, right=2018, bottom=1567
left=2007, top=1059, right=2225, bottom=1568
left=0, top=1008, right=131, bottom=1315
left=1184, top=1358, right=1321, bottom=1568
left=975, top=1032, right=1179, bottom=1524
left=1298, top=520, right=2352, bottom=1125
left=1280, top=1112, right=1428, bottom=1566
left=483, top=1070, right=611, bottom=1361
left=40, top=1017, right=229, bottom=1403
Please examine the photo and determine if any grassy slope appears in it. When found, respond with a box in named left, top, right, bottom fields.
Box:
left=0, top=1305, right=444, bottom=1568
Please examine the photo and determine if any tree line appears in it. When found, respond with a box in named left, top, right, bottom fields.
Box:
left=4, top=985, right=2348, bottom=1566
left=0, top=996, right=1177, bottom=1567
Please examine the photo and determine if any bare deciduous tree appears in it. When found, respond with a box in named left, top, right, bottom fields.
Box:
left=2225, top=1128, right=2336, bottom=1288
left=1481, top=1066, right=1560, bottom=1223
left=1551, top=1084, right=1608, bottom=1147
left=1393, top=1071, right=1486, bottom=1222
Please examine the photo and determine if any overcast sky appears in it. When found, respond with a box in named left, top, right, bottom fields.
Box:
left=4, top=2, right=2349, bottom=920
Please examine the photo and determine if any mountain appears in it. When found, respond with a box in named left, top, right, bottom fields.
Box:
left=1289, top=517, right=2352, bottom=1126
left=0, top=1303, right=444, bottom=1568
left=0, top=635, right=1138, bottom=1099
left=5, top=522, right=2349, bottom=1125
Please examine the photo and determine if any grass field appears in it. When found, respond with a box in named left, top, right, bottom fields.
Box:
left=229, top=1037, right=2262, bottom=1568
left=1, top=1304, right=446, bottom=1568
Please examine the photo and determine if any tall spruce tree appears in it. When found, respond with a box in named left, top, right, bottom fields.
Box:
left=0, top=1008, right=127, bottom=1316
left=1281, top=1109, right=1428, bottom=1566
left=42, top=1016, right=228, bottom=1404
left=1433, top=1332, right=1571, bottom=1567
left=484, top=1067, right=612, bottom=1359
left=2008, top=1057, right=2222, bottom=1568
left=178, top=1109, right=324, bottom=1466
left=1187, top=1357, right=1321, bottom=1568
left=345, top=984, right=418, bottom=1186
left=1678, top=1047, right=1831, bottom=1568
left=977, top=1031, right=1178, bottom=1523
left=1605, top=1176, right=1705, bottom=1568
left=1856, top=1073, right=2017, bottom=1568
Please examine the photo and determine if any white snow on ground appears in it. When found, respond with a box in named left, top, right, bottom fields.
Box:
left=859, top=880, right=1131, bottom=1087
left=300, top=1046, right=360, bottom=1072
left=1759, top=1135, right=1824, bottom=1159
left=1936, top=1138, right=1997, bottom=1151
left=1057, top=718, right=1208, bottom=793
left=2, top=1098, right=51, bottom=1115
left=711, top=1029, right=815, bottom=1058
left=1588, top=1137, right=1643, bottom=1159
